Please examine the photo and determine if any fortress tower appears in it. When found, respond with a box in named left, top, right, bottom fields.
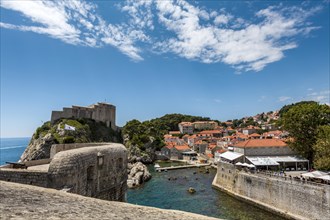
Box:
left=51, top=102, right=116, bottom=130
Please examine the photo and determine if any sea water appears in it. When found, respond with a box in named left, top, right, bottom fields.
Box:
left=127, top=162, right=286, bottom=220
left=0, top=137, right=30, bottom=165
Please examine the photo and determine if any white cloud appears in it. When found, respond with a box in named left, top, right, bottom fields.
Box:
left=0, top=0, right=143, bottom=61
left=0, top=0, right=323, bottom=70
left=278, top=96, right=292, bottom=102
left=153, top=0, right=321, bottom=71
left=307, top=90, right=330, bottom=103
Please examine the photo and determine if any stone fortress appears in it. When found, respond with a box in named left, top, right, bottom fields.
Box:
left=0, top=143, right=128, bottom=202
left=51, top=102, right=116, bottom=130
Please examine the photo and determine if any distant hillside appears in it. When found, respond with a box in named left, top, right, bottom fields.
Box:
left=122, top=114, right=213, bottom=163
left=20, top=118, right=121, bottom=162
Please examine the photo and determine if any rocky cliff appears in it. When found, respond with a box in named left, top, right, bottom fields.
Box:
left=20, top=118, right=121, bottom=162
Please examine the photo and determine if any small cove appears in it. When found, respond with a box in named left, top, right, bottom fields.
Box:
left=127, top=161, right=286, bottom=220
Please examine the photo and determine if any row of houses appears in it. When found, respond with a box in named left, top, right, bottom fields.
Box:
left=159, top=121, right=309, bottom=171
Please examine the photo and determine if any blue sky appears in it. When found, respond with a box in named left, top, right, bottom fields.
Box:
left=1, top=0, right=329, bottom=138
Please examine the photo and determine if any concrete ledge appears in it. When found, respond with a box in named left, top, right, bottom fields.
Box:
left=212, top=174, right=304, bottom=220
left=0, top=181, right=220, bottom=220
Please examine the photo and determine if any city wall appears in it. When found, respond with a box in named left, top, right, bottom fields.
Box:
left=0, top=169, right=48, bottom=187
left=212, top=162, right=330, bottom=220
left=0, top=143, right=128, bottom=202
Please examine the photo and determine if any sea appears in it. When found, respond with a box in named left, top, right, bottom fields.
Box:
left=0, top=138, right=285, bottom=220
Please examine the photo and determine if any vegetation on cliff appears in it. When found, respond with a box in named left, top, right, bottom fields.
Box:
left=20, top=118, right=121, bottom=161
left=121, top=114, right=212, bottom=163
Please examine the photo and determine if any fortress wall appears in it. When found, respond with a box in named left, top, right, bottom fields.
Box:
left=0, top=169, right=48, bottom=187
left=48, top=144, right=127, bottom=201
left=50, top=143, right=110, bottom=158
left=213, top=162, right=330, bottom=220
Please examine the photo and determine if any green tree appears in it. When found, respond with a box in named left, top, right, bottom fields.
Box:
left=313, top=125, right=330, bottom=170
left=281, top=102, right=330, bottom=163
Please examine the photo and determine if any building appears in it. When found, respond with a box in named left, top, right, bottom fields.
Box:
left=178, top=122, right=194, bottom=134
left=51, top=102, right=116, bottom=130
left=193, top=121, right=218, bottom=130
left=233, top=139, right=309, bottom=170
left=233, top=139, right=294, bottom=156
left=242, top=126, right=258, bottom=135
left=198, top=130, right=222, bottom=138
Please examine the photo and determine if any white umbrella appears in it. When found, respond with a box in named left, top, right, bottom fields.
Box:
left=235, top=162, right=243, bottom=166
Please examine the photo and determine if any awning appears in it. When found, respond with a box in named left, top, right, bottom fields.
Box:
left=302, top=171, right=327, bottom=178
left=220, top=151, right=243, bottom=161
left=246, top=157, right=280, bottom=166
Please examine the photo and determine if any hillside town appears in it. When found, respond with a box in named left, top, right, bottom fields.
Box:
left=159, top=111, right=313, bottom=174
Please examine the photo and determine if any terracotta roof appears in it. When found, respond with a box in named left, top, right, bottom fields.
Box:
left=234, top=139, right=287, bottom=148
left=199, top=130, right=221, bottom=134
left=207, top=153, right=214, bottom=158
left=169, top=131, right=181, bottom=135
left=249, top=133, right=261, bottom=137
left=174, top=145, right=191, bottom=151
left=217, top=149, right=227, bottom=153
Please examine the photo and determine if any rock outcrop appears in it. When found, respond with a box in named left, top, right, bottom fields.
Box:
left=127, top=162, right=151, bottom=188
left=19, top=133, right=56, bottom=162
left=19, top=119, right=121, bottom=162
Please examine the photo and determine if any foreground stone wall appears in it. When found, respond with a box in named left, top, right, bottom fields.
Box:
left=0, top=181, right=219, bottom=220
left=48, top=144, right=127, bottom=201
left=213, top=162, right=330, bottom=220
left=0, top=169, right=48, bottom=187
left=1, top=143, right=128, bottom=202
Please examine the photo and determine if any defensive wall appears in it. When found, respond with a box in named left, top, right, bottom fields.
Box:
left=212, top=161, right=330, bottom=220
left=51, top=102, right=116, bottom=130
left=0, top=143, right=127, bottom=202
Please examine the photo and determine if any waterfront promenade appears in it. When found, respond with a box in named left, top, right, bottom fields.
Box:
left=156, top=163, right=211, bottom=171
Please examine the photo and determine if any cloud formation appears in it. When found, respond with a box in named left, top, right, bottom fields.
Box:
left=0, top=0, right=322, bottom=71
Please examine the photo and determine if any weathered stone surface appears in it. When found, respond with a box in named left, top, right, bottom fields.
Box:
left=19, top=133, right=56, bottom=162
left=127, top=162, right=151, bottom=188
left=0, top=181, right=219, bottom=220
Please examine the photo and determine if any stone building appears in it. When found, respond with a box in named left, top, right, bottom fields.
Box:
left=0, top=143, right=127, bottom=202
left=51, top=102, right=116, bottom=130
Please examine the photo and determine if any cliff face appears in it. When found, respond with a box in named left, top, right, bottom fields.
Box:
left=20, top=118, right=121, bottom=162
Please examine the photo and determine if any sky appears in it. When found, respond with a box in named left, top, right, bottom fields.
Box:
left=0, top=0, right=329, bottom=138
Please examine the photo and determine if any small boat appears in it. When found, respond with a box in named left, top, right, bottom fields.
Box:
left=154, top=163, right=160, bottom=169
left=187, top=187, right=196, bottom=194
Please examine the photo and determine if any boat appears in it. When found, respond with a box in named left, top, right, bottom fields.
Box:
left=154, top=163, right=160, bottom=169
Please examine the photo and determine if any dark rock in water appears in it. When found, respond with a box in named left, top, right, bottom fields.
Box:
left=187, top=187, right=196, bottom=194
left=193, top=171, right=197, bottom=174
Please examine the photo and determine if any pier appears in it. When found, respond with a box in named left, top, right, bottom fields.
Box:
left=156, top=163, right=211, bottom=171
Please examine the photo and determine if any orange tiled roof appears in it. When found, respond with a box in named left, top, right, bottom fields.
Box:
left=234, top=139, right=287, bottom=148
left=207, top=153, right=214, bottom=158
left=175, top=145, right=191, bottom=151
left=199, top=130, right=222, bottom=134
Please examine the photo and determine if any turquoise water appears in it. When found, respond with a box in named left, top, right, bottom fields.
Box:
left=127, top=162, right=286, bottom=220
left=0, top=137, right=30, bottom=165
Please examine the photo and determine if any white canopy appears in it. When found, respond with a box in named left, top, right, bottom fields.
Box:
left=302, top=171, right=328, bottom=178
left=235, top=162, right=243, bottom=166
left=220, top=151, right=243, bottom=161
left=246, top=156, right=280, bottom=166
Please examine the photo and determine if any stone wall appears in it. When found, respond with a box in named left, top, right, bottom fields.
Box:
left=0, top=169, right=48, bottom=187
left=48, top=144, right=127, bottom=201
left=213, top=162, right=330, bottom=220
left=234, top=146, right=295, bottom=156
left=50, top=143, right=109, bottom=158
left=1, top=143, right=128, bottom=202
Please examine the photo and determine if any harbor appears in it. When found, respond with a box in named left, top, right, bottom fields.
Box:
left=127, top=161, right=286, bottom=220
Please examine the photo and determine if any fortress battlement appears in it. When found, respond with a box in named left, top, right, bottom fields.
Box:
left=51, top=102, right=116, bottom=130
